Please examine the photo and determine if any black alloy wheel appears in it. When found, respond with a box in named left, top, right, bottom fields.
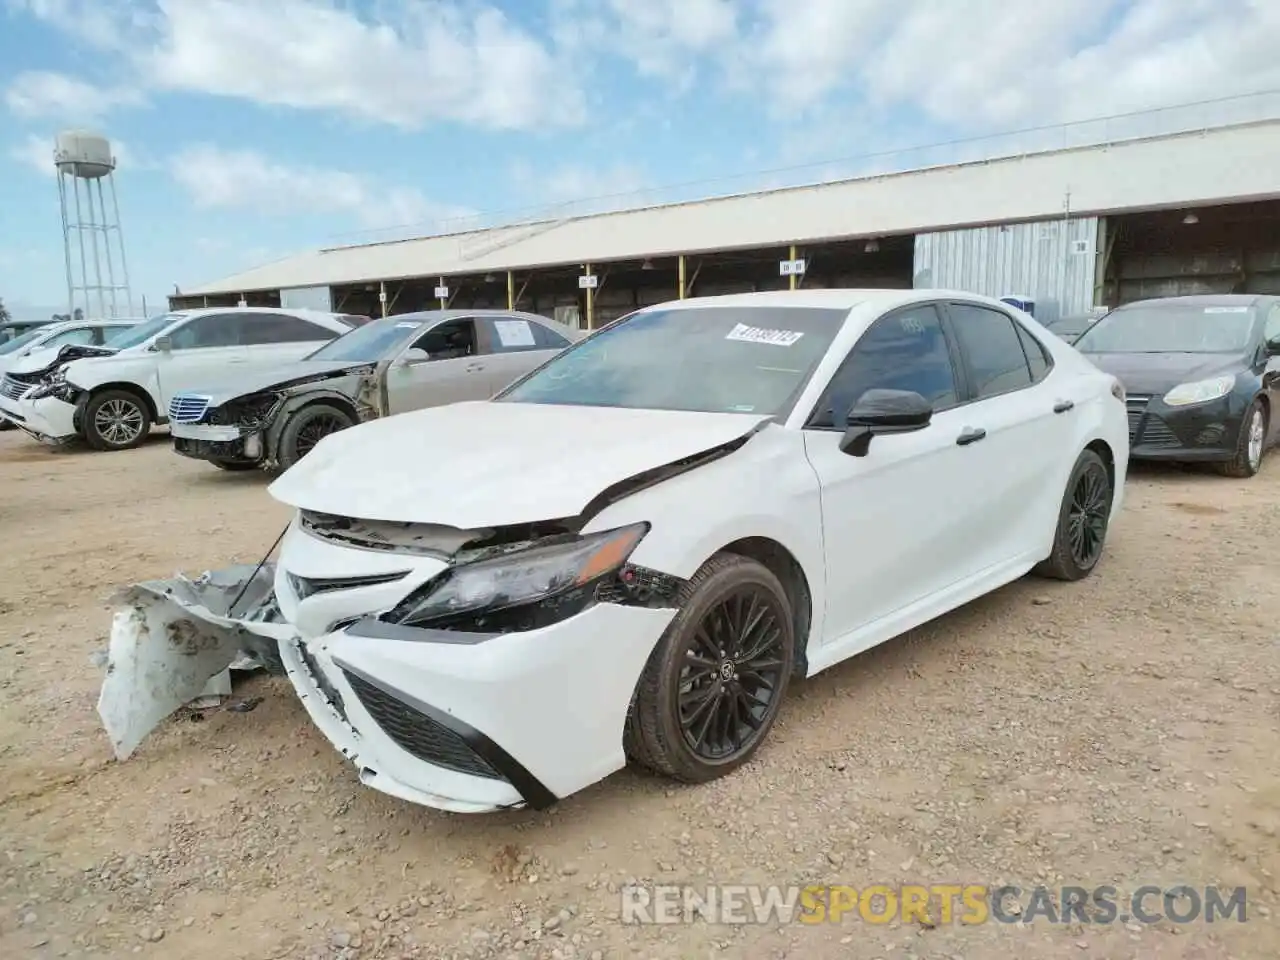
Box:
left=1067, top=460, right=1110, bottom=570
left=625, top=553, right=795, bottom=783
left=276, top=403, right=354, bottom=471
left=677, top=588, right=788, bottom=762
left=1034, top=448, right=1113, bottom=581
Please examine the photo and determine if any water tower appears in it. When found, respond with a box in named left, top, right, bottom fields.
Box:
left=54, top=130, right=133, bottom=319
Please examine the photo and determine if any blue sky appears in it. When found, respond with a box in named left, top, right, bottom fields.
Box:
left=2, top=0, right=1276, bottom=318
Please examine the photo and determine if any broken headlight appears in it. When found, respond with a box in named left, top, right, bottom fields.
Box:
left=384, top=522, right=649, bottom=629
left=216, top=391, right=280, bottom=426
left=26, top=365, right=76, bottom=401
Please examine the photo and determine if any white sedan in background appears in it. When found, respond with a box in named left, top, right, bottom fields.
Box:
left=100, top=289, right=1129, bottom=814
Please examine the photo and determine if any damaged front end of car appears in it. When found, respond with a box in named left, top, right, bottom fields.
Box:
left=0, top=344, right=111, bottom=438
left=169, top=364, right=382, bottom=469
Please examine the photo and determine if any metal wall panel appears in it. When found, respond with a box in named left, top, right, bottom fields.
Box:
left=913, top=217, right=1099, bottom=323
left=279, top=284, right=333, bottom=312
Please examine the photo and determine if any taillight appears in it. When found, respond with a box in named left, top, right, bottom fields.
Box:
left=1110, top=379, right=1125, bottom=402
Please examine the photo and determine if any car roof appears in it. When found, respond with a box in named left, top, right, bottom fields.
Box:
left=640, top=288, right=1020, bottom=314
left=384, top=308, right=561, bottom=324
left=169, top=306, right=355, bottom=324
left=1119, top=294, right=1270, bottom=309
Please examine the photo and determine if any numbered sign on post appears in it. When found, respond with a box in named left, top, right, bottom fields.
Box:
left=578, top=274, right=598, bottom=289
left=434, top=285, right=449, bottom=299
left=779, top=259, right=806, bottom=276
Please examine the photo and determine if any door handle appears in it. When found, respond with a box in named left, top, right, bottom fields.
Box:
left=465, top=362, right=485, bottom=372
left=956, top=427, right=986, bottom=446
left=1053, top=400, right=1075, bottom=414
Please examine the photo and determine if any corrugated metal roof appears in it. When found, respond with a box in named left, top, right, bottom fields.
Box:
left=185, top=120, right=1280, bottom=296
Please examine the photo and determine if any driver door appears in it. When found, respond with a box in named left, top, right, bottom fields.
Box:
left=384, top=317, right=493, bottom=415
left=155, top=313, right=250, bottom=408
left=801, top=302, right=990, bottom=652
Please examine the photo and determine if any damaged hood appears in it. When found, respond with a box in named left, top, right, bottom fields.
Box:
left=191, top=359, right=375, bottom=407
left=8, top=342, right=116, bottom=377
left=268, top=400, right=772, bottom=527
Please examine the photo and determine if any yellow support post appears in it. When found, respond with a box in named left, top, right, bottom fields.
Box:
left=678, top=255, right=686, bottom=299
left=584, top=263, right=594, bottom=329
left=506, top=270, right=515, bottom=310
left=789, top=244, right=798, bottom=290
left=379, top=280, right=388, bottom=318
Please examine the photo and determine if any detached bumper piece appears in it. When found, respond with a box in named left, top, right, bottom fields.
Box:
left=336, top=660, right=558, bottom=810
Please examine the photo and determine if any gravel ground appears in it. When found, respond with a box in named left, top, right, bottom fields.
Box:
left=0, top=429, right=1277, bottom=960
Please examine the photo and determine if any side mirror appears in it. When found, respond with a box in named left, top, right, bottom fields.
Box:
left=401, top=347, right=430, bottom=365
left=838, top=388, right=933, bottom=457
left=1266, top=336, right=1280, bottom=357
left=153, top=335, right=172, bottom=353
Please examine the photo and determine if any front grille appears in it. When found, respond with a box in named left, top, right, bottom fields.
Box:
left=343, top=670, right=504, bottom=781
left=0, top=375, right=34, bottom=401
left=1125, top=396, right=1149, bottom=443
left=1138, top=416, right=1181, bottom=448
left=286, top=570, right=408, bottom=602
left=168, top=394, right=211, bottom=423
left=1125, top=395, right=1182, bottom=448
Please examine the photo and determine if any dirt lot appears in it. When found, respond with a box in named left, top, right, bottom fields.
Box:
left=0, top=429, right=1277, bottom=960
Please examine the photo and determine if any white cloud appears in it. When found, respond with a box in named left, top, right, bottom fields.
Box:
left=9, top=133, right=54, bottom=176
left=5, top=71, right=144, bottom=121
left=559, top=0, right=1280, bottom=131
left=9, top=0, right=585, bottom=131
left=167, top=143, right=476, bottom=232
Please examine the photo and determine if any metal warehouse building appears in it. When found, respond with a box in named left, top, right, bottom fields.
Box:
left=171, top=119, right=1280, bottom=328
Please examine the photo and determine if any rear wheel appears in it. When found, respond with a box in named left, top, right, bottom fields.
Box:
left=1033, top=448, right=1113, bottom=581
left=1215, top=400, right=1267, bottom=478
left=276, top=403, right=354, bottom=471
left=83, top=389, right=151, bottom=450
left=624, top=554, right=794, bottom=783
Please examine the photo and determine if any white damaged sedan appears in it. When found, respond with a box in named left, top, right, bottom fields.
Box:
left=101, top=289, right=1130, bottom=813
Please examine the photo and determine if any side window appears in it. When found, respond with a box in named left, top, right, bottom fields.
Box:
left=808, top=304, right=959, bottom=428
left=1013, top=322, right=1052, bottom=382
left=411, top=318, right=478, bottom=360
left=476, top=316, right=569, bottom=353
left=168, top=313, right=243, bottom=349
left=238, top=312, right=338, bottom=345
left=531, top=320, right=572, bottom=349
left=44, top=327, right=97, bottom=348
left=948, top=304, right=1034, bottom=399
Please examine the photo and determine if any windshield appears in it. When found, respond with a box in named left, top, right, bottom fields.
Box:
left=497, top=305, right=848, bottom=415
left=0, top=327, right=50, bottom=356
left=305, top=316, right=421, bottom=362
left=1075, top=302, right=1257, bottom=354
left=102, top=324, right=139, bottom=344
left=105, top=313, right=183, bottom=350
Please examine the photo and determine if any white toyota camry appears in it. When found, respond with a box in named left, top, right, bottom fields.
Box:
left=100, top=289, right=1130, bottom=814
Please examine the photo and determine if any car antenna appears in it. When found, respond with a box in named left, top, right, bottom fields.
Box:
left=228, top=522, right=289, bottom=618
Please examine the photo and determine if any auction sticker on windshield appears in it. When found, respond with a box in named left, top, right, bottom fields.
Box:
left=725, top=322, right=804, bottom=347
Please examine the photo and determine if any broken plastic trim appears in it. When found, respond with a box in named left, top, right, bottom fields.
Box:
left=97, top=563, right=292, bottom=760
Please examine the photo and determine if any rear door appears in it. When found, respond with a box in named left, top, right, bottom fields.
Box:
left=384, top=317, right=493, bottom=414
left=940, top=301, right=1077, bottom=568
left=474, top=315, right=573, bottom=394
left=237, top=312, right=344, bottom=364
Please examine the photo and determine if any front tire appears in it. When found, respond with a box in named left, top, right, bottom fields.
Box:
left=276, top=403, right=354, bottom=471
left=624, top=553, right=794, bottom=784
left=83, top=389, right=151, bottom=451
left=1033, top=448, right=1113, bottom=581
left=1215, top=400, right=1267, bottom=478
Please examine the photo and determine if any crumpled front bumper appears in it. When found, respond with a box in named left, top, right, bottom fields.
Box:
left=0, top=393, right=78, bottom=441
left=100, top=561, right=677, bottom=813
